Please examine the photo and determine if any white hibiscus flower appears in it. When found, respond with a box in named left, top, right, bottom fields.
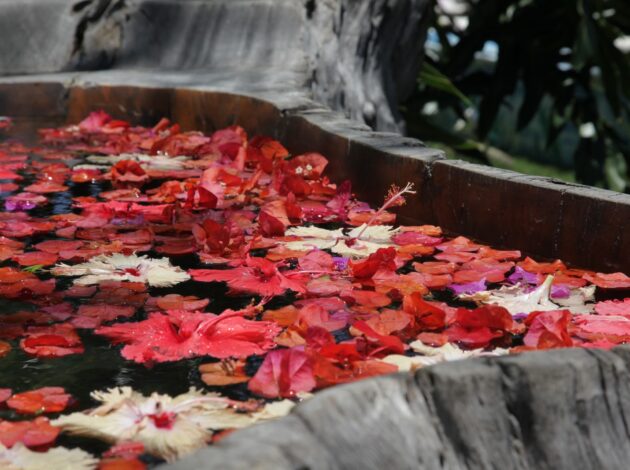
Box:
left=283, top=224, right=400, bottom=257
left=52, top=253, right=190, bottom=287
left=52, top=387, right=293, bottom=462
left=0, top=443, right=97, bottom=470
left=86, top=153, right=190, bottom=171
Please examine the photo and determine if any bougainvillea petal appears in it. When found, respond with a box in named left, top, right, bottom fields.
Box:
left=13, top=251, right=59, bottom=266
left=199, top=360, right=250, bottom=386
left=248, top=348, right=316, bottom=398
left=79, top=110, right=112, bottom=132
left=392, top=231, right=442, bottom=246
left=445, top=324, right=503, bottom=349
left=523, top=310, right=573, bottom=349
left=20, top=324, right=84, bottom=358
left=351, top=321, right=406, bottom=357
left=99, top=457, right=147, bottom=470
left=518, top=257, right=566, bottom=274
left=6, top=387, right=73, bottom=414
left=364, top=309, right=411, bottom=336
left=584, top=272, right=630, bottom=289
left=34, top=240, right=84, bottom=254
left=24, top=181, right=69, bottom=194
left=350, top=247, right=397, bottom=279
left=0, top=417, right=60, bottom=449
left=258, top=200, right=291, bottom=236
left=296, top=304, right=348, bottom=331
left=71, top=304, right=136, bottom=328
left=151, top=294, right=210, bottom=312
left=285, top=153, right=328, bottom=180
left=572, top=314, right=630, bottom=344
left=595, top=299, right=630, bottom=316
left=0, top=389, right=11, bottom=404
left=402, top=293, right=447, bottom=331
left=455, top=305, right=515, bottom=332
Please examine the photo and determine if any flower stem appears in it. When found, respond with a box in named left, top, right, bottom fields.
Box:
left=355, top=182, right=415, bottom=241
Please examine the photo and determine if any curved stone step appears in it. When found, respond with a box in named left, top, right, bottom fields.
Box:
left=0, top=0, right=430, bottom=132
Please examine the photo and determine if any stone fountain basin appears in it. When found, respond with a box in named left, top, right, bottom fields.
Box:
left=1, top=81, right=630, bottom=470
left=2, top=2, right=630, bottom=467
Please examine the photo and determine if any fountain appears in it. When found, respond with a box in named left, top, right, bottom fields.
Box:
left=1, top=1, right=630, bottom=469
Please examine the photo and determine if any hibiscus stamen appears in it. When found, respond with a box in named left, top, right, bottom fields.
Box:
left=354, top=182, right=415, bottom=241
left=149, top=411, right=176, bottom=429
left=122, top=267, right=142, bottom=277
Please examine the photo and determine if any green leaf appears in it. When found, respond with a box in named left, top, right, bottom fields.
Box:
left=604, top=151, right=628, bottom=192
left=419, top=62, right=473, bottom=107
left=22, top=264, right=45, bottom=274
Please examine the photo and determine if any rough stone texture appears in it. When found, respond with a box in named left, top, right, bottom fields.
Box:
left=0, top=0, right=429, bottom=132
left=0, top=1, right=78, bottom=75
left=163, top=348, right=630, bottom=470
left=304, top=0, right=431, bottom=131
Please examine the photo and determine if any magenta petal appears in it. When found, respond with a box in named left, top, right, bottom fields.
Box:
left=248, top=348, right=316, bottom=398
left=448, top=279, right=487, bottom=295
left=508, top=266, right=538, bottom=285
left=550, top=284, right=571, bottom=299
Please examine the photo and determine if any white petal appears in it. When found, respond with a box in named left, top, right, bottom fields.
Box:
left=251, top=400, right=296, bottom=421
left=285, top=226, right=344, bottom=240
left=86, top=153, right=190, bottom=170
left=0, top=443, right=97, bottom=470
left=54, top=387, right=255, bottom=462
left=460, top=275, right=594, bottom=315
left=330, top=239, right=390, bottom=257
left=346, top=224, right=399, bottom=242
left=145, top=264, right=191, bottom=287
left=52, top=254, right=189, bottom=287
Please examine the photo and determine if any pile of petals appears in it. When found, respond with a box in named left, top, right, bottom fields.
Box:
left=2, top=111, right=630, bottom=466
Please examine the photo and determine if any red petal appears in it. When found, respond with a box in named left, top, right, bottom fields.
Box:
left=0, top=388, right=11, bottom=403
left=248, top=348, right=316, bottom=398
left=584, top=272, right=630, bottom=289
left=12, top=251, right=59, bottom=266
left=0, top=417, right=59, bottom=449
left=524, top=310, right=573, bottom=349
left=351, top=247, right=397, bottom=279
left=402, top=293, right=447, bottom=330
left=7, top=387, right=73, bottom=414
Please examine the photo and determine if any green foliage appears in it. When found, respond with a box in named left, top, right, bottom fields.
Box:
left=22, top=264, right=45, bottom=274
left=419, top=62, right=472, bottom=107
left=410, top=0, right=630, bottom=190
